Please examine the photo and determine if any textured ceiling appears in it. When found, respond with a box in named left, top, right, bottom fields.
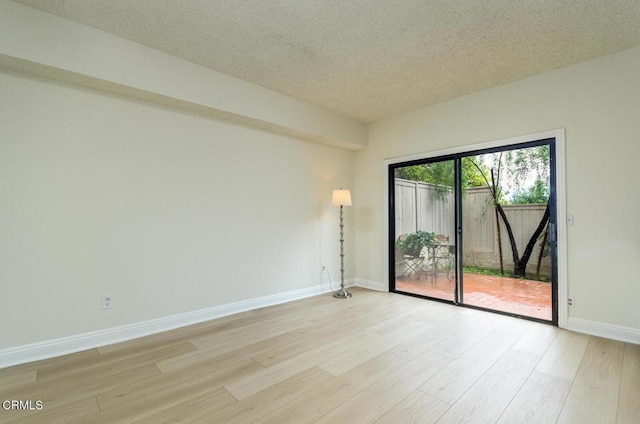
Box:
left=13, top=0, right=640, bottom=122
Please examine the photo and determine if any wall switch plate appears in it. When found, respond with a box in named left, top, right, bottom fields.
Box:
left=101, top=295, right=112, bottom=310
left=567, top=214, right=575, bottom=226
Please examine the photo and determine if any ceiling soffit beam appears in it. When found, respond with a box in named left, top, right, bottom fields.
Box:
left=0, top=1, right=367, bottom=151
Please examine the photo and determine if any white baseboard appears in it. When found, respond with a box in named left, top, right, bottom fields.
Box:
left=567, top=317, right=640, bottom=345
left=0, top=282, right=341, bottom=369
left=7, top=283, right=634, bottom=370
left=355, top=278, right=387, bottom=292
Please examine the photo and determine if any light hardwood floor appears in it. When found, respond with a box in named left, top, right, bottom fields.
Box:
left=1, top=288, right=638, bottom=424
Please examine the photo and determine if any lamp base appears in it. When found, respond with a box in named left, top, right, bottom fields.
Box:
left=333, top=288, right=352, bottom=299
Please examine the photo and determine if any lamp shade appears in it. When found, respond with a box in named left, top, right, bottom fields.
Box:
left=332, top=189, right=352, bottom=206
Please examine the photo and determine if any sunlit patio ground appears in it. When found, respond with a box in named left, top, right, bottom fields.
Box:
left=395, top=272, right=552, bottom=321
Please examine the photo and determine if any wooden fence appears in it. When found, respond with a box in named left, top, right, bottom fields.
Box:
left=395, top=180, right=551, bottom=277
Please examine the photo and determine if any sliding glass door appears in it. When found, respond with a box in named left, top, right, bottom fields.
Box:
left=389, top=139, right=557, bottom=323
left=391, top=158, right=457, bottom=302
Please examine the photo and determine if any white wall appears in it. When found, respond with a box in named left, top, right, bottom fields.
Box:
left=355, top=47, right=640, bottom=334
left=0, top=69, right=355, bottom=349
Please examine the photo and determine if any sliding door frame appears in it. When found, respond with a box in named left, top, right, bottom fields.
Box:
left=383, top=129, right=567, bottom=327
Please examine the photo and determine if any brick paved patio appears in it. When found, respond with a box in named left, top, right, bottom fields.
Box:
left=395, top=272, right=552, bottom=321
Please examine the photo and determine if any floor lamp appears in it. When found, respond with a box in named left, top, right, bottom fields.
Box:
left=332, top=189, right=352, bottom=299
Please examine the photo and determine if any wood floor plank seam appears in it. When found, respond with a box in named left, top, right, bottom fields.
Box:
left=254, top=352, right=408, bottom=424
left=535, top=330, right=560, bottom=358
left=612, top=351, right=625, bottom=424
left=417, top=346, right=510, bottom=401
left=490, top=357, right=540, bottom=424
left=374, top=390, right=452, bottom=424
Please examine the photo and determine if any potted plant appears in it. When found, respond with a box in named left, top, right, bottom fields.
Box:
left=397, top=231, right=436, bottom=257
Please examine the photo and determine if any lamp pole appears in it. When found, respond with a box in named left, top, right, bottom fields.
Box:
left=333, top=189, right=352, bottom=299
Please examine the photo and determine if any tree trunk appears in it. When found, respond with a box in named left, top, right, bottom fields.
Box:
left=495, top=206, right=504, bottom=275
left=491, top=170, right=504, bottom=275
left=536, top=223, right=549, bottom=280
left=496, top=203, right=550, bottom=278
left=518, top=205, right=550, bottom=275
left=495, top=204, right=519, bottom=272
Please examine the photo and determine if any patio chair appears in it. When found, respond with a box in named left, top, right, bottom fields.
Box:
left=399, top=247, right=425, bottom=279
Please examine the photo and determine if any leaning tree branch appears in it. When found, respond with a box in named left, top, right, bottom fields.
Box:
left=495, top=203, right=520, bottom=265
left=519, top=204, right=550, bottom=267
left=491, top=169, right=505, bottom=274
left=536, top=221, right=550, bottom=280
left=468, top=158, right=495, bottom=199
left=495, top=152, right=503, bottom=198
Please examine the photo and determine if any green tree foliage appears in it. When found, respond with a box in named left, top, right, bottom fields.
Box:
left=394, top=157, right=488, bottom=188
left=461, top=158, right=491, bottom=187
left=394, top=165, right=430, bottom=182
left=504, top=145, right=550, bottom=195
left=510, top=178, right=550, bottom=204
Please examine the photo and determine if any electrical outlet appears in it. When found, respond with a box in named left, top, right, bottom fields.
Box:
left=101, top=295, right=112, bottom=310
left=322, top=265, right=326, bottom=271
left=567, top=297, right=575, bottom=308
